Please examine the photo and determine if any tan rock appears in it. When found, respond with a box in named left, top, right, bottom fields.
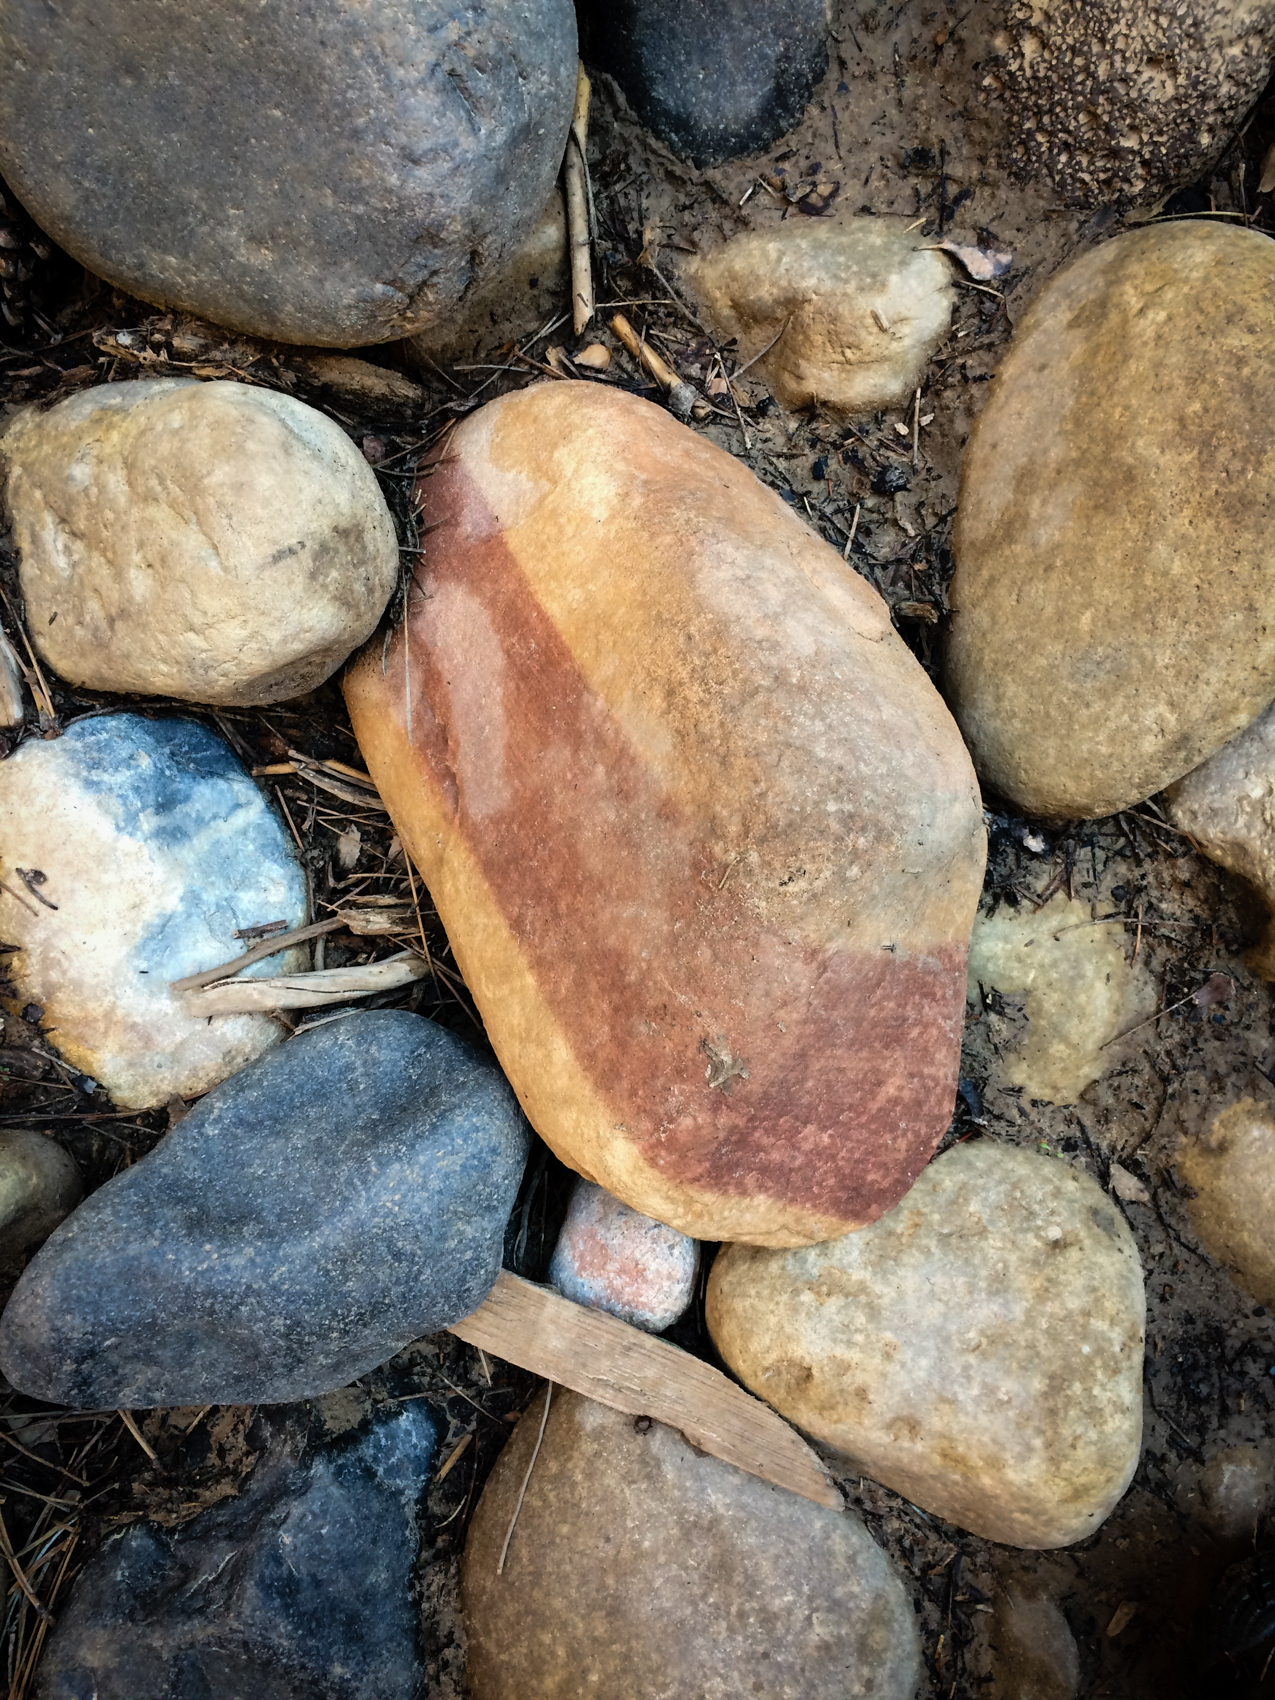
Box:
left=1178, top=1098, right=1275, bottom=1305
left=946, top=222, right=1275, bottom=819
left=1165, top=702, right=1275, bottom=977
left=966, top=893, right=1157, bottom=1102
left=462, top=1389, right=921, bottom=1700
left=2, top=378, right=398, bottom=707
left=685, top=218, right=954, bottom=413
left=0, top=1129, right=81, bottom=1265
left=343, top=381, right=986, bottom=1247
left=990, top=1589, right=1080, bottom=1700
left=706, top=1141, right=1145, bottom=1547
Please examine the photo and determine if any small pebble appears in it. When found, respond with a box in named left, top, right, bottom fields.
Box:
left=0, top=1129, right=81, bottom=1266
left=549, top=1179, right=697, bottom=1332
left=573, top=342, right=611, bottom=370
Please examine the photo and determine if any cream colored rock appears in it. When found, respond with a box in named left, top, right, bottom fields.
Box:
left=1166, top=702, right=1275, bottom=977
left=967, top=893, right=1156, bottom=1102
left=947, top=222, right=1275, bottom=818
left=463, top=1389, right=921, bottom=1700
left=707, top=1141, right=1145, bottom=1548
left=0, top=1129, right=82, bottom=1265
left=1178, top=1099, right=1275, bottom=1305
left=2, top=378, right=398, bottom=706
left=684, top=218, right=954, bottom=412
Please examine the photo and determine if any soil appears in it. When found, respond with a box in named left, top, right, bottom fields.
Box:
left=3, top=4, right=1275, bottom=1696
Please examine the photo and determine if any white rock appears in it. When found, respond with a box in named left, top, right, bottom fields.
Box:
left=2, top=378, right=399, bottom=706
left=0, top=712, right=307, bottom=1108
left=549, top=1180, right=698, bottom=1332
left=706, top=1141, right=1146, bottom=1549
left=684, top=218, right=954, bottom=412
left=0, top=1129, right=82, bottom=1264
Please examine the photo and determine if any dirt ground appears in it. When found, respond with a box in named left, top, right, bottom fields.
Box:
left=3, top=3, right=1275, bottom=1695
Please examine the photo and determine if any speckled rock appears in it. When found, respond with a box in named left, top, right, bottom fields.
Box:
left=1177, top=1098, right=1275, bottom=1306
left=3, top=379, right=399, bottom=705
left=1166, top=703, right=1275, bottom=977
left=707, top=1141, right=1146, bottom=1548
left=686, top=218, right=954, bottom=413
left=947, top=222, right=1275, bottom=819
left=0, top=1129, right=81, bottom=1265
left=983, top=0, right=1275, bottom=206
left=549, top=1179, right=698, bottom=1331
left=344, top=381, right=986, bottom=1248
left=38, top=1401, right=437, bottom=1700
left=0, top=1010, right=527, bottom=1406
left=578, top=0, right=828, bottom=167
left=0, top=0, right=577, bottom=346
left=0, top=713, right=307, bottom=1109
left=463, top=1389, right=921, bottom=1700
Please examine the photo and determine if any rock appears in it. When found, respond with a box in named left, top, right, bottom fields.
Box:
left=38, top=1401, right=437, bottom=1700
left=1177, top=1098, right=1275, bottom=1306
left=946, top=222, right=1275, bottom=819
left=578, top=0, right=828, bottom=167
left=1196, top=1444, right=1275, bottom=1545
left=0, top=0, right=577, bottom=346
left=706, top=1141, right=1145, bottom=1548
left=1166, top=703, right=1275, bottom=977
left=3, top=378, right=399, bottom=706
left=0, top=712, right=307, bottom=1109
left=549, top=1179, right=698, bottom=1331
left=343, top=381, right=986, bottom=1247
left=0, top=1009, right=527, bottom=1406
left=0, top=631, right=22, bottom=730
left=990, top=1589, right=1080, bottom=1700
left=0, top=1129, right=81, bottom=1265
left=463, top=1389, right=921, bottom=1700
left=983, top=0, right=1275, bottom=207
left=686, top=219, right=954, bottom=413
left=966, top=892, right=1157, bottom=1103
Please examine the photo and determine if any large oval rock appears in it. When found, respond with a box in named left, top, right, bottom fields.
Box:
left=0, top=0, right=577, bottom=346
left=706, top=1141, right=1146, bottom=1548
left=3, top=379, right=399, bottom=706
left=946, top=222, right=1275, bottom=819
left=344, top=382, right=986, bottom=1247
left=463, top=1389, right=921, bottom=1700
left=0, top=1010, right=528, bottom=1407
left=0, top=713, right=307, bottom=1109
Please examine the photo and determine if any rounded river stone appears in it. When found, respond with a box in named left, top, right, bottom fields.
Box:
left=0, top=0, right=578, bottom=346
left=0, top=1010, right=528, bottom=1407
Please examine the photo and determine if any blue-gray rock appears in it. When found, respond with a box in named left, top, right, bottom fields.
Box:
left=0, top=1011, right=528, bottom=1406
left=0, top=712, right=308, bottom=1109
left=38, top=1401, right=438, bottom=1700
left=579, top=0, right=828, bottom=167
left=0, top=0, right=578, bottom=346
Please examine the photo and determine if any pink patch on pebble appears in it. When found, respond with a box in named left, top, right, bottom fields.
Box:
left=549, top=1181, right=699, bottom=1333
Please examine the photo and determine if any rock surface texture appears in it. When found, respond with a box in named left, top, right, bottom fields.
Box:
left=0, top=0, right=578, bottom=346
left=0, top=713, right=306, bottom=1109
left=1166, top=701, right=1275, bottom=976
left=463, top=1389, right=920, bottom=1700
left=549, top=1179, right=698, bottom=1331
left=707, top=1141, right=1146, bottom=1547
left=578, top=0, right=828, bottom=166
left=38, top=1402, right=436, bottom=1700
left=1177, top=1098, right=1275, bottom=1306
left=3, top=379, right=399, bottom=705
left=0, top=1011, right=527, bottom=1407
left=0, top=1130, right=81, bottom=1266
left=946, top=222, right=1275, bottom=819
left=983, top=0, right=1275, bottom=206
left=686, top=219, right=954, bottom=412
left=343, top=382, right=986, bottom=1247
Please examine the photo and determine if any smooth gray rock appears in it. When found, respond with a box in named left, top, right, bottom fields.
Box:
left=0, top=0, right=578, bottom=346
left=0, top=1130, right=82, bottom=1266
left=579, top=0, right=828, bottom=166
left=38, top=1401, right=438, bottom=1700
left=0, top=1011, right=528, bottom=1406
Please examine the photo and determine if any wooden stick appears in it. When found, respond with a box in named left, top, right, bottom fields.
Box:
left=449, top=1271, right=840, bottom=1510
left=170, top=918, right=343, bottom=993
left=609, top=313, right=696, bottom=420
left=565, top=64, right=593, bottom=336
left=179, top=951, right=429, bottom=1015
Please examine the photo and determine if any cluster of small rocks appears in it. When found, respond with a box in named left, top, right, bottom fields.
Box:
left=2, top=0, right=1275, bottom=1696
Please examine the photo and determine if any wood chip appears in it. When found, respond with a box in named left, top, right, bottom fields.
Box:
left=1109, top=1163, right=1151, bottom=1206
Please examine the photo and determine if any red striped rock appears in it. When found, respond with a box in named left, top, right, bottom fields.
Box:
left=343, top=384, right=985, bottom=1246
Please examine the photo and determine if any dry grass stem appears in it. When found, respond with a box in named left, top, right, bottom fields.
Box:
left=496, top=1380, right=553, bottom=1576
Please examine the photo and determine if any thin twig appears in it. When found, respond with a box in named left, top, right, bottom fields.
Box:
left=117, top=1409, right=158, bottom=1462
left=170, top=918, right=342, bottom=993
left=564, top=64, right=593, bottom=336
left=497, top=1381, right=553, bottom=1575
left=733, top=318, right=791, bottom=380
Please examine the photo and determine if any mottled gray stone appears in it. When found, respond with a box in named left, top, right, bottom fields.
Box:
left=38, top=1401, right=438, bottom=1700
left=0, top=0, right=578, bottom=346
left=579, top=0, right=828, bottom=166
left=0, top=1130, right=81, bottom=1266
left=0, top=1011, right=528, bottom=1406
